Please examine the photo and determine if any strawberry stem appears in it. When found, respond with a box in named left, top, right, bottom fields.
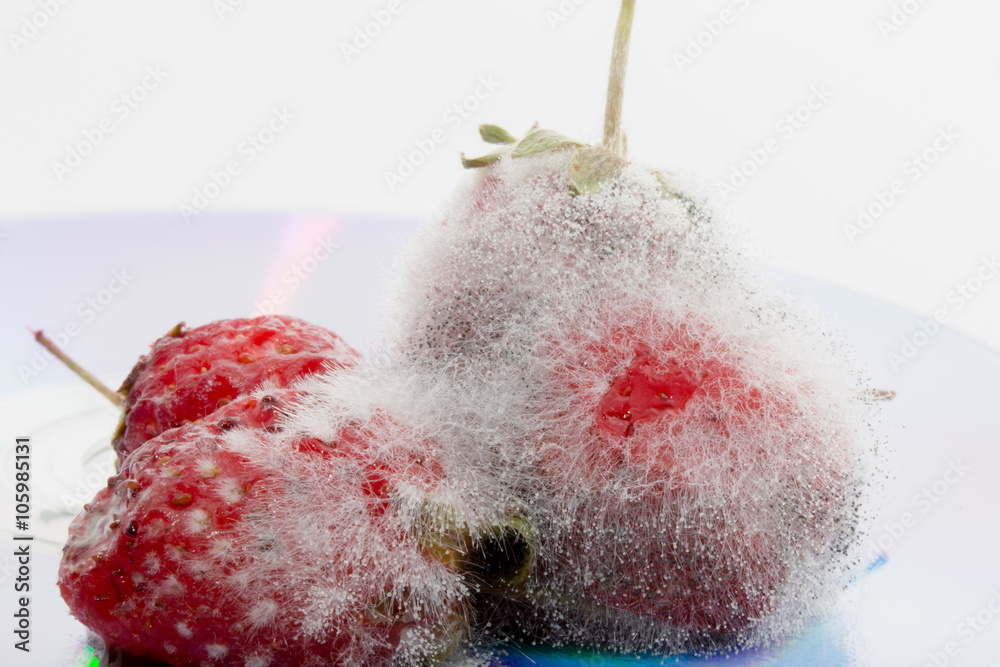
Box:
left=602, top=0, right=636, bottom=157
left=32, top=330, right=123, bottom=407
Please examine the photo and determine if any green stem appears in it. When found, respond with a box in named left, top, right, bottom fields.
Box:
left=602, top=0, right=636, bottom=156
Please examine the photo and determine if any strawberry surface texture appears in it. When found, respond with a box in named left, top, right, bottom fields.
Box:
left=385, top=146, right=880, bottom=654
left=112, top=315, right=359, bottom=464
left=60, top=385, right=476, bottom=666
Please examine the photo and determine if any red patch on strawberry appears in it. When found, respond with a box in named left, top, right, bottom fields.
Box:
left=61, top=390, right=472, bottom=666
left=594, top=342, right=703, bottom=438
left=527, top=314, right=853, bottom=647
left=112, top=315, right=358, bottom=463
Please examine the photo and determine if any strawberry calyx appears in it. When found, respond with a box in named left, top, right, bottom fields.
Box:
left=413, top=501, right=535, bottom=596
left=462, top=123, right=628, bottom=196
left=461, top=123, right=696, bottom=205
left=460, top=124, right=577, bottom=170
left=461, top=0, right=638, bottom=196
left=456, top=5, right=704, bottom=209
left=463, top=513, right=535, bottom=595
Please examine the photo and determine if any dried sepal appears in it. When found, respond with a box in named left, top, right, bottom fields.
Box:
left=461, top=151, right=506, bottom=169
left=510, top=129, right=581, bottom=159
left=479, top=124, right=518, bottom=145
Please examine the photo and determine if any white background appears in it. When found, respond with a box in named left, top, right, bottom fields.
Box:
left=2, top=0, right=999, bottom=352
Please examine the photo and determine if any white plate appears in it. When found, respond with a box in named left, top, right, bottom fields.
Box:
left=1, top=214, right=999, bottom=666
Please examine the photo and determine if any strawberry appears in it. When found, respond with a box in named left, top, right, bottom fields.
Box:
left=60, top=388, right=477, bottom=666
left=513, top=312, right=859, bottom=650
left=384, top=1, right=875, bottom=654
left=394, top=159, right=870, bottom=650
left=112, top=315, right=358, bottom=464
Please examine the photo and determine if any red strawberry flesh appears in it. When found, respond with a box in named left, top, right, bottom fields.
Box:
left=595, top=343, right=702, bottom=438
left=113, top=315, right=358, bottom=463
left=62, top=391, right=470, bottom=667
